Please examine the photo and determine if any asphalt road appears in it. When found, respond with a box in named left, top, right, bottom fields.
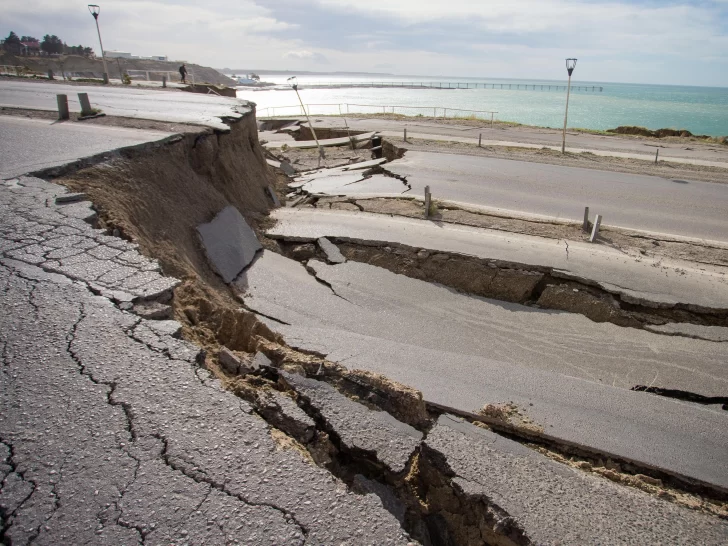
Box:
left=268, top=208, right=728, bottom=311
left=0, top=176, right=413, bottom=544
left=384, top=151, right=728, bottom=241
left=240, top=250, right=728, bottom=489
left=426, top=415, right=728, bottom=544
left=0, top=80, right=249, bottom=130
left=0, top=116, right=174, bottom=179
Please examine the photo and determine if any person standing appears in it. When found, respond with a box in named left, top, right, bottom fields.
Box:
left=179, top=63, right=187, bottom=84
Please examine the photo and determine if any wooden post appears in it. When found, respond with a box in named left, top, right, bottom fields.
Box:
left=582, top=207, right=590, bottom=232
left=404, top=128, right=407, bottom=142
left=479, top=134, right=482, bottom=147
left=78, top=93, right=93, bottom=116
left=424, top=186, right=431, bottom=219
left=491, top=112, right=494, bottom=128
left=655, top=149, right=659, bottom=164
left=162, top=75, right=167, bottom=88
left=590, top=214, right=602, bottom=243
left=57, top=94, right=69, bottom=120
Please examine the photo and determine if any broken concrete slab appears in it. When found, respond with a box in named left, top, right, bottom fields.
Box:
left=645, top=322, right=728, bottom=342
left=317, top=237, right=346, bottom=264
left=279, top=371, right=422, bottom=474
left=298, top=173, right=367, bottom=194
left=256, top=389, right=316, bottom=444
left=218, top=347, right=243, bottom=374
left=54, top=192, right=88, bottom=204
left=425, top=414, right=728, bottom=545
left=196, top=205, right=262, bottom=283
left=266, top=185, right=281, bottom=207
left=145, top=319, right=182, bottom=339
left=132, top=300, right=173, bottom=320
left=263, top=132, right=377, bottom=150
left=253, top=351, right=273, bottom=370
left=342, top=158, right=388, bottom=171
left=353, top=475, right=407, bottom=525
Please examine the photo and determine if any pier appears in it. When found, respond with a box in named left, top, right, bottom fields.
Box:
left=297, top=81, right=604, bottom=92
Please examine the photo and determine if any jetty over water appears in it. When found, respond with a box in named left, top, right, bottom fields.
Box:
left=298, top=81, right=604, bottom=92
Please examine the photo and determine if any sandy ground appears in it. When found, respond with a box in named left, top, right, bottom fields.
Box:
left=330, top=113, right=728, bottom=145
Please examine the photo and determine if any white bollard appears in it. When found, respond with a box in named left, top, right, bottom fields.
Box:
left=590, top=214, right=602, bottom=243
left=57, top=94, right=69, bottom=120
left=78, top=93, right=93, bottom=117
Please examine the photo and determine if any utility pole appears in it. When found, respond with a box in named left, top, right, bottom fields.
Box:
left=88, top=5, right=110, bottom=84
left=562, top=58, right=577, bottom=154
left=288, top=77, right=325, bottom=165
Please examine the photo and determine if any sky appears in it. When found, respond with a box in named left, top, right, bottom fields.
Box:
left=3, top=0, right=728, bottom=86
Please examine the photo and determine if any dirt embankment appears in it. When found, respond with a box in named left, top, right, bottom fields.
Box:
left=56, top=108, right=278, bottom=352
left=0, top=52, right=235, bottom=86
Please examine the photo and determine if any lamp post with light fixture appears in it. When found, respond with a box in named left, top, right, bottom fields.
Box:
left=562, top=58, right=577, bottom=154
left=88, top=4, right=110, bottom=84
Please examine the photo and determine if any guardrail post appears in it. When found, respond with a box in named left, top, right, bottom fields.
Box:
left=57, top=94, right=69, bottom=120
left=582, top=207, right=590, bottom=231
left=424, top=186, right=432, bottom=219
left=589, top=214, right=602, bottom=242
left=78, top=93, right=93, bottom=117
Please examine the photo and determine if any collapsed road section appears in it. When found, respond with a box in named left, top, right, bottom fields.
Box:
left=2, top=92, right=728, bottom=544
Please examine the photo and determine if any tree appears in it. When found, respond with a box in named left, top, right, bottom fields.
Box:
left=20, top=36, right=38, bottom=43
left=4, top=31, right=21, bottom=45
left=41, top=34, right=63, bottom=55
left=2, top=31, right=22, bottom=54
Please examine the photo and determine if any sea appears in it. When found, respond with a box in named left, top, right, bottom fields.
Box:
left=235, top=75, right=728, bottom=137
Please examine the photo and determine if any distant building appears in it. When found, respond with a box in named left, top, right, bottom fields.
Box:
left=20, top=40, right=40, bottom=55
left=105, top=51, right=167, bottom=61
left=106, top=50, right=132, bottom=58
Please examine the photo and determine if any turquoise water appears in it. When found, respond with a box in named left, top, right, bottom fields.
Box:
left=237, top=75, right=728, bottom=137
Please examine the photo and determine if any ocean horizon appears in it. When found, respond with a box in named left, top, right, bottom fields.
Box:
left=236, top=74, right=728, bottom=137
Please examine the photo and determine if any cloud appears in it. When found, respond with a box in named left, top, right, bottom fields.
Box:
left=284, top=50, right=329, bottom=64
left=1, top=0, right=726, bottom=84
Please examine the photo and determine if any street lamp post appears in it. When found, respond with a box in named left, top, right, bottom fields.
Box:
left=288, top=77, right=325, bottom=165
left=562, top=58, right=577, bottom=154
left=88, top=5, right=109, bottom=84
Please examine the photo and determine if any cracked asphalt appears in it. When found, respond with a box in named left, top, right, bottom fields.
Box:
left=240, top=250, right=728, bottom=490
left=0, top=177, right=414, bottom=545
